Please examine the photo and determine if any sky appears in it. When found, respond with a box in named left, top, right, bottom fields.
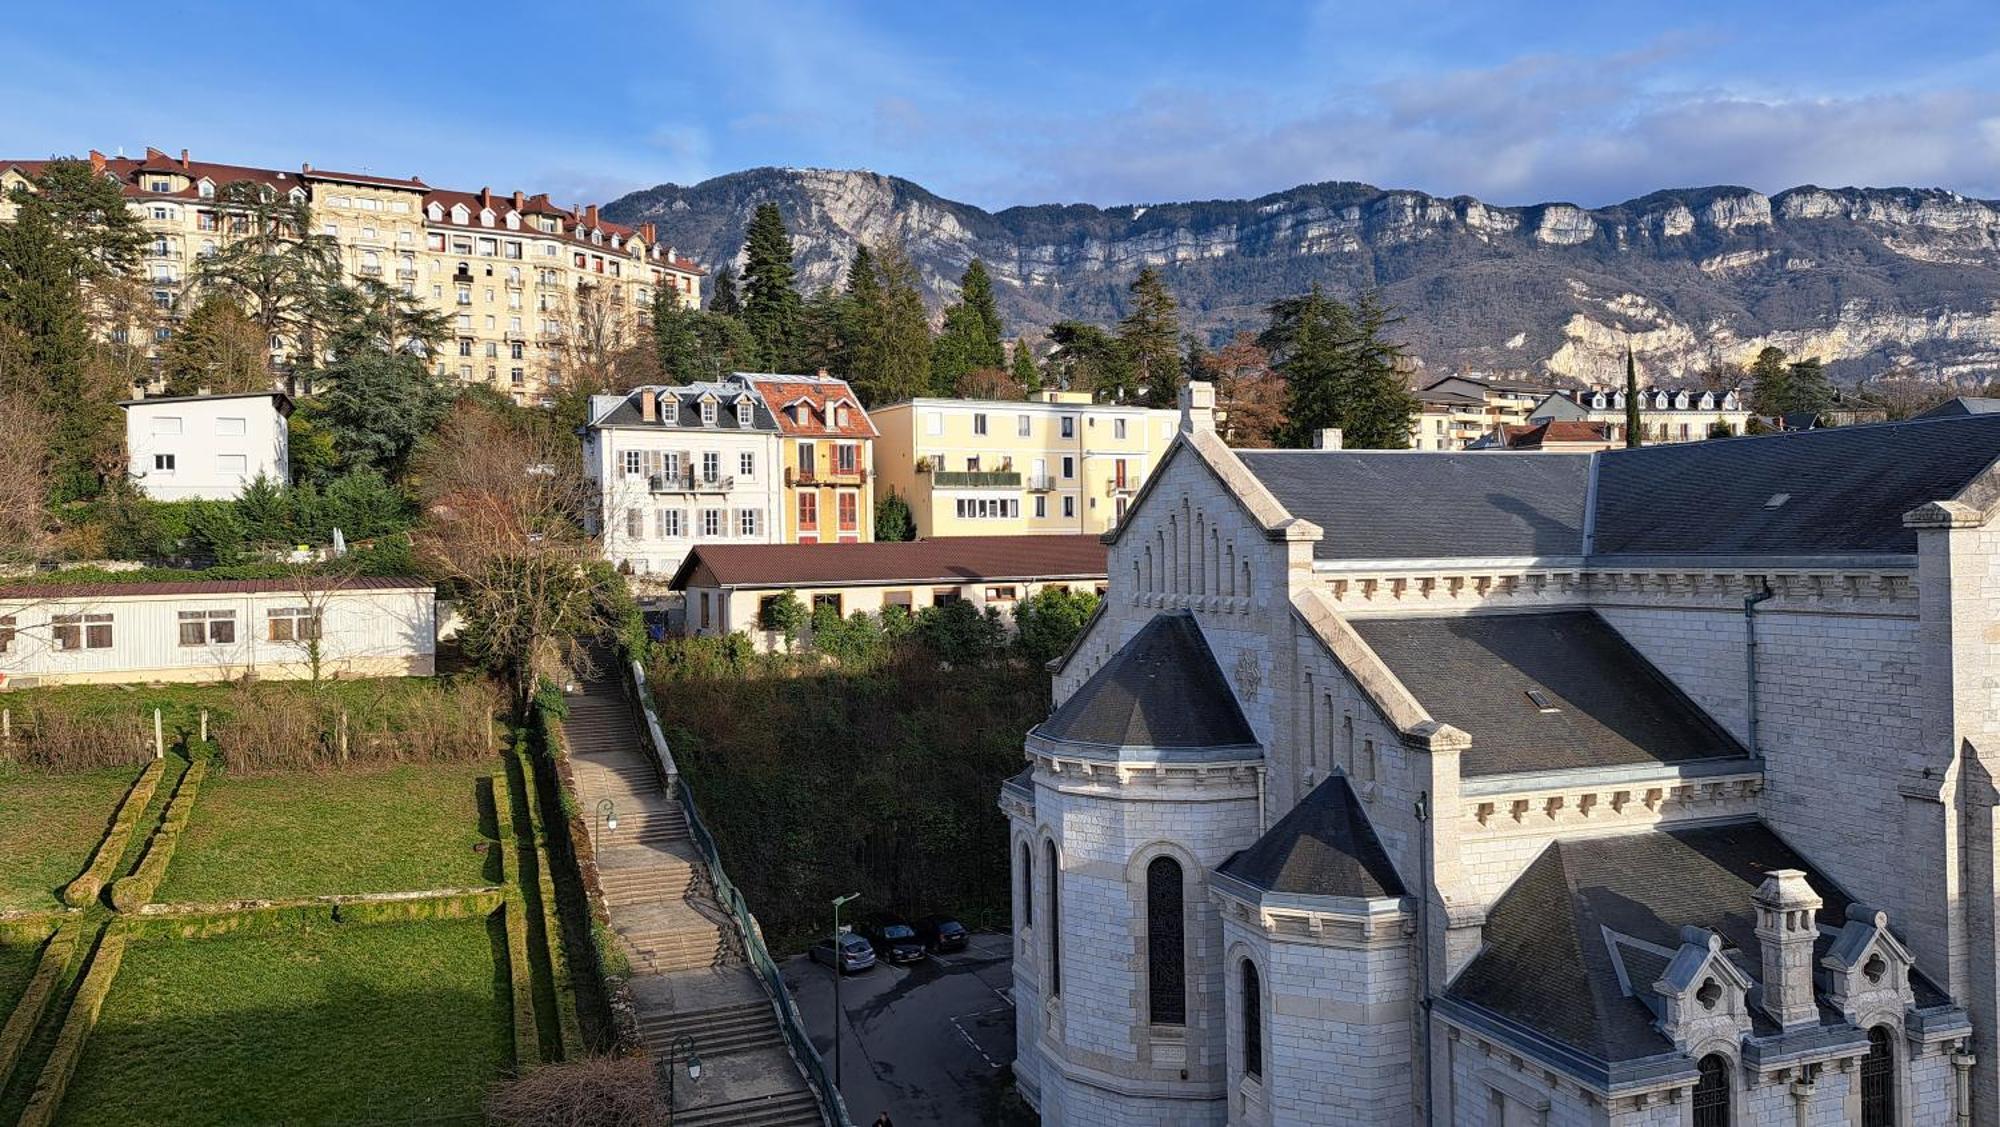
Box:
left=4, top=1, right=1998, bottom=212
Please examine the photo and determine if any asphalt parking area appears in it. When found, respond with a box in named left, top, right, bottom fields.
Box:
left=782, top=931, right=1016, bottom=1125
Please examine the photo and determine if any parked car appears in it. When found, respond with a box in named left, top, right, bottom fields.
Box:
left=858, top=916, right=927, bottom=965
left=915, top=915, right=969, bottom=954
left=809, top=931, right=877, bottom=974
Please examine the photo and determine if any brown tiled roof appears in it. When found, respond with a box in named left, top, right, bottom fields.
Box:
left=738, top=374, right=878, bottom=438
left=1501, top=420, right=1614, bottom=448
left=302, top=167, right=428, bottom=190
left=0, top=576, right=432, bottom=600
left=671, top=535, right=1106, bottom=589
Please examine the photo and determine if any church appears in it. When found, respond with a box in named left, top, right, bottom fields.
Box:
left=1001, top=383, right=2000, bottom=1125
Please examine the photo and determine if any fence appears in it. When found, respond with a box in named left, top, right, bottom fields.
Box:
left=624, top=655, right=853, bottom=1127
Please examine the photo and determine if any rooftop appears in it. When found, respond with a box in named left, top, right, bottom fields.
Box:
left=1217, top=772, right=1404, bottom=899
left=1035, top=611, right=1257, bottom=752
left=0, top=576, right=432, bottom=600
left=669, top=534, right=1106, bottom=590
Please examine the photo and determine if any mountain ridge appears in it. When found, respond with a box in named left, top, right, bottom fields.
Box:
left=606, top=167, right=2000, bottom=385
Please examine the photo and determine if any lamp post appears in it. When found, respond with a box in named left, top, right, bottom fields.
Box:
left=663, top=1033, right=701, bottom=1118
left=593, top=798, right=617, bottom=851
left=831, top=891, right=860, bottom=1093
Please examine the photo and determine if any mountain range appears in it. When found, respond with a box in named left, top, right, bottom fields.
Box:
left=604, top=168, right=2000, bottom=386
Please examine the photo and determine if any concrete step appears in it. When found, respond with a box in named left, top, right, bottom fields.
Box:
left=671, top=1090, right=822, bottom=1127
left=639, top=1003, right=786, bottom=1056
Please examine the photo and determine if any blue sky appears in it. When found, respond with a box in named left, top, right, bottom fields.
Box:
left=5, top=1, right=1997, bottom=210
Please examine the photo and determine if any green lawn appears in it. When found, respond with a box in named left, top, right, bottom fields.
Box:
left=154, top=762, right=494, bottom=904
left=56, top=920, right=510, bottom=1127
left=0, top=932, right=45, bottom=1018
left=0, top=765, right=152, bottom=911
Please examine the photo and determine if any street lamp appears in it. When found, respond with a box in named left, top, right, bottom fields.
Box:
left=664, top=1033, right=701, bottom=1116
left=831, top=891, right=860, bottom=1092
left=593, top=798, right=617, bottom=851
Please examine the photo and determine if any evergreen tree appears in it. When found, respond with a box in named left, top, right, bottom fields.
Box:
left=162, top=295, right=270, bottom=395
left=740, top=203, right=802, bottom=370
left=1010, top=338, right=1043, bottom=394
left=1265, top=286, right=1417, bottom=449
left=797, top=287, right=847, bottom=375
left=708, top=263, right=741, bottom=316
left=1748, top=346, right=1791, bottom=417
left=1119, top=266, right=1183, bottom=406
left=653, top=294, right=757, bottom=382
left=319, top=314, right=450, bottom=475
left=875, top=489, right=916, bottom=541
left=873, top=243, right=935, bottom=400
left=931, top=259, right=1006, bottom=391
left=1048, top=321, right=1131, bottom=399
left=1784, top=357, right=1834, bottom=416
left=1624, top=342, right=1642, bottom=448
left=838, top=244, right=884, bottom=389
left=194, top=181, right=342, bottom=370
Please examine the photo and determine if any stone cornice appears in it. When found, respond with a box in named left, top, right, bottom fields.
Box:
left=1210, top=870, right=1410, bottom=947
left=1025, top=749, right=1263, bottom=794
left=1318, top=561, right=1918, bottom=617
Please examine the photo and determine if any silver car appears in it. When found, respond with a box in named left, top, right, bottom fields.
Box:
left=809, top=932, right=877, bottom=974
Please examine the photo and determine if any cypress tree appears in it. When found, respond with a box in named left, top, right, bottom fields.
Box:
left=1624, top=342, right=1642, bottom=448
left=1119, top=267, right=1183, bottom=406
left=739, top=204, right=801, bottom=370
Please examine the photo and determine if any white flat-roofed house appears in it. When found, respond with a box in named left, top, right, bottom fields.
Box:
left=0, top=577, right=435, bottom=687
left=122, top=391, right=291, bottom=501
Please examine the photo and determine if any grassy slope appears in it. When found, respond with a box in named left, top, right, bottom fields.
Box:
left=54, top=921, right=508, bottom=1127
left=0, top=935, right=41, bottom=1017
left=154, top=762, right=494, bottom=903
left=0, top=765, right=147, bottom=911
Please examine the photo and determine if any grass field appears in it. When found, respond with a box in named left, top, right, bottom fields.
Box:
left=0, top=932, right=45, bottom=1018
left=55, top=920, right=510, bottom=1127
left=0, top=764, right=158, bottom=912
left=154, top=761, right=495, bottom=904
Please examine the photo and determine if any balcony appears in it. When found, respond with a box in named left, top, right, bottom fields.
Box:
left=358, top=264, right=383, bottom=278
left=787, top=466, right=869, bottom=487
left=649, top=472, right=735, bottom=494
left=396, top=267, right=419, bottom=280
left=932, top=470, right=1022, bottom=489
left=1025, top=474, right=1055, bottom=492
left=1105, top=478, right=1135, bottom=496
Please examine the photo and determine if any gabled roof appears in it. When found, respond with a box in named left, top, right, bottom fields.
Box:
left=591, top=383, right=775, bottom=431
left=731, top=373, right=878, bottom=438
left=1349, top=611, right=1745, bottom=777
left=1217, top=772, right=1404, bottom=899
left=1912, top=396, right=2000, bottom=419
left=669, top=534, right=1105, bottom=590
left=1235, top=450, right=1591, bottom=560
left=1035, top=611, right=1256, bottom=751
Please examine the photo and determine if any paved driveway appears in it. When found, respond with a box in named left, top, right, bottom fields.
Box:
left=782, top=931, right=1017, bottom=1125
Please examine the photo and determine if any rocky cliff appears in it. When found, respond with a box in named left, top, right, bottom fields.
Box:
left=606, top=168, right=2000, bottom=384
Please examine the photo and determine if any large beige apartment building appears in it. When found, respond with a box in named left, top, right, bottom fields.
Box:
left=871, top=392, right=1178, bottom=538
left=0, top=147, right=703, bottom=402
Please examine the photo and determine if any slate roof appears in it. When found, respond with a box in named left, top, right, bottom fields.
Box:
left=1035, top=611, right=1257, bottom=750
left=592, top=383, right=776, bottom=430
left=1349, top=611, right=1745, bottom=777
left=1913, top=396, right=2000, bottom=419
left=1590, top=415, right=2000, bottom=556
left=1217, top=773, right=1404, bottom=898
left=1441, top=821, right=1954, bottom=1067
left=1234, top=451, right=1591, bottom=560
left=670, top=535, right=1106, bottom=590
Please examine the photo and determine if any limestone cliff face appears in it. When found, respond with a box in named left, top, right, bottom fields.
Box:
left=607, top=169, right=2000, bottom=382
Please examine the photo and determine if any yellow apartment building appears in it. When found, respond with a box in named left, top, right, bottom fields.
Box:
left=0, top=147, right=703, bottom=403
left=870, top=392, right=1179, bottom=538
left=732, top=372, right=877, bottom=544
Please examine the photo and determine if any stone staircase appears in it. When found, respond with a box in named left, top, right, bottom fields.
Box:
left=560, top=650, right=824, bottom=1126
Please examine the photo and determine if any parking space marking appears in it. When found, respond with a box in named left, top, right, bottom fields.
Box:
left=948, top=1007, right=1013, bottom=1071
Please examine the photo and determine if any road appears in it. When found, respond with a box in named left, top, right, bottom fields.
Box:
left=781, top=931, right=1018, bottom=1125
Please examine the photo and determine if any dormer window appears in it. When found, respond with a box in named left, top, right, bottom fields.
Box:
left=197, top=179, right=215, bottom=198
left=450, top=204, right=470, bottom=225
left=701, top=399, right=717, bottom=427
left=736, top=402, right=752, bottom=427
left=427, top=202, right=444, bottom=221
left=505, top=212, right=520, bottom=230
left=835, top=404, right=850, bottom=427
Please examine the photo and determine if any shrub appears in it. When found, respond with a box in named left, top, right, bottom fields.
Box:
left=483, top=1055, right=664, bottom=1126
left=108, top=757, right=208, bottom=912
left=0, top=925, right=78, bottom=1088
left=914, top=599, right=1007, bottom=667
left=1015, top=586, right=1101, bottom=665
left=3, top=706, right=152, bottom=773
left=215, top=680, right=497, bottom=774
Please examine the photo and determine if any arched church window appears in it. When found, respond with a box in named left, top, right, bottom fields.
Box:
left=1146, top=856, right=1186, bottom=1024
left=1241, top=959, right=1262, bottom=1080
left=1861, top=1025, right=1895, bottom=1126
left=1692, top=1053, right=1730, bottom=1127
left=1045, top=840, right=1061, bottom=997
left=1019, top=842, right=1032, bottom=928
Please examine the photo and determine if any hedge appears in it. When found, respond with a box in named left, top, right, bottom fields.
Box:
left=117, top=889, right=506, bottom=942
left=63, top=759, right=167, bottom=907
left=107, top=758, right=208, bottom=913
left=503, top=896, right=539, bottom=1071
left=0, top=924, right=77, bottom=1093
left=514, top=738, right=582, bottom=1056
left=16, top=927, right=126, bottom=1127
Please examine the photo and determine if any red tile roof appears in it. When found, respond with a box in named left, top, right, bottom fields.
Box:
left=0, top=576, right=433, bottom=600
left=738, top=374, right=878, bottom=438
left=1500, top=420, right=1616, bottom=448
left=671, top=535, right=1107, bottom=589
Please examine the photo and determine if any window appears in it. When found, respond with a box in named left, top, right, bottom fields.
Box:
left=215, top=416, right=247, bottom=437
left=700, top=591, right=711, bottom=629
left=1241, top=961, right=1262, bottom=1080
left=0, top=616, right=10, bottom=652
left=1045, top=840, right=1061, bottom=997
left=1692, top=1054, right=1730, bottom=1127
left=267, top=607, right=321, bottom=643
left=736, top=402, right=752, bottom=427
left=1034, top=496, right=1047, bottom=519
left=1061, top=416, right=1076, bottom=438
left=812, top=593, right=842, bottom=615
left=798, top=494, right=817, bottom=529
left=625, top=508, right=643, bottom=539
left=837, top=444, right=858, bottom=473
left=973, top=412, right=989, bottom=436
left=701, top=451, right=720, bottom=482
left=510, top=342, right=524, bottom=360
left=885, top=591, right=913, bottom=611
left=658, top=509, right=684, bottom=538
left=1063, top=495, right=1076, bottom=519
left=701, top=399, right=717, bottom=426
left=1017, top=414, right=1031, bottom=437
left=1146, top=856, right=1186, bottom=1024
left=623, top=451, right=642, bottom=476
left=702, top=509, right=722, bottom=537
left=1861, top=1026, right=1894, bottom=1127
left=153, top=454, right=177, bottom=473
left=798, top=442, right=816, bottom=474
left=1019, top=842, right=1033, bottom=927
left=217, top=454, right=247, bottom=478
left=925, top=412, right=943, bottom=436
left=1061, top=455, right=1075, bottom=479
left=152, top=416, right=183, bottom=436
left=985, top=586, right=1019, bottom=602
left=933, top=588, right=963, bottom=605
left=1115, top=418, right=1128, bottom=439
left=738, top=510, right=760, bottom=537
left=739, top=452, right=756, bottom=478
left=838, top=492, right=858, bottom=529
left=177, top=609, right=236, bottom=647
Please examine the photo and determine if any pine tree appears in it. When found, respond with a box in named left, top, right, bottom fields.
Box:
left=797, top=287, right=846, bottom=375
left=194, top=181, right=342, bottom=369
left=653, top=293, right=757, bottom=382
left=838, top=245, right=886, bottom=398
left=708, top=263, right=741, bottom=317
left=1748, top=346, right=1791, bottom=417
left=0, top=178, right=113, bottom=500
left=1010, top=338, right=1043, bottom=395
left=1119, top=267, right=1183, bottom=406
left=872, top=242, right=935, bottom=401
left=739, top=203, right=802, bottom=370
left=930, top=259, right=1008, bottom=394
left=1784, top=357, right=1834, bottom=416
left=1265, top=286, right=1417, bottom=449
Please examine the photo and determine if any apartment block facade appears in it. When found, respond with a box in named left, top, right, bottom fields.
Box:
left=0, top=147, right=703, bottom=403
left=871, top=392, right=1178, bottom=538
left=736, top=373, right=878, bottom=545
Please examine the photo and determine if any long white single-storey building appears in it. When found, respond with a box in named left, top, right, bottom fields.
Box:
left=0, top=577, right=435, bottom=686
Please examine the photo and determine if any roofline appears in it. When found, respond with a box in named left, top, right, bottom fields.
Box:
left=1102, top=429, right=1321, bottom=550
left=118, top=390, right=294, bottom=414
left=1290, top=586, right=1471, bottom=753
left=869, top=398, right=1178, bottom=415
left=1307, top=552, right=1919, bottom=573
left=1023, top=728, right=1264, bottom=764
left=1207, top=867, right=1411, bottom=918
left=685, top=570, right=1108, bottom=593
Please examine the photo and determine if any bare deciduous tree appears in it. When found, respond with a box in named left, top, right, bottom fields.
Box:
left=0, top=394, right=52, bottom=570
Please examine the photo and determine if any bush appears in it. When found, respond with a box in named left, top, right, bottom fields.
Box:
left=2, top=706, right=152, bottom=773
left=484, top=1055, right=664, bottom=1126
left=215, top=680, right=498, bottom=775
left=108, top=757, right=208, bottom=912
left=1015, top=586, right=1101, bottom=665
left=914, top=599, right=1007, bottom=667
left=0, top=925, right=78, bottom=1086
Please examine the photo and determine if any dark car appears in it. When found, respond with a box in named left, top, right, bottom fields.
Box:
left=808, top=932, right=877, bottom=974
left=858, top=916, right=927, bottom=965
left=915, top=915, right=969, bottom=954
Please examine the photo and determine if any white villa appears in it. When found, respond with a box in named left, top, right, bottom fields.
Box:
left=121, top=391, right=291, bottom=501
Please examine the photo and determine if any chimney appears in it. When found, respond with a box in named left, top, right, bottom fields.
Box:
left=179, top=149, right=190, bottom=168
left=479, top=187, right=492, bottom=211
left=1179, top=380, right=1216, bottom=434
left=301, top=161, right=312, bottom=173
left=816, top=368, right=830, bottom=379
left=88, top=150, right=106, bottom=174
left=585, top=204, right=600, bottom=228
left=513, top=190, right=525, bottom=210
left=1752, top=869, right=1823, bottom=1030
left=1315, top=428, right=1344, bottom=450
left=639, top=222, right=656, bottom=244
left=639, top=388, right=658, bottom=424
